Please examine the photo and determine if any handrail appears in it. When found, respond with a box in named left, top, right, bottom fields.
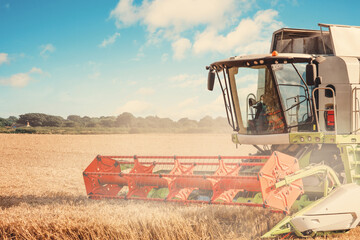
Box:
left=275, top=164, right=341, bottom=196
left=215, top=69, right=235, bottom=130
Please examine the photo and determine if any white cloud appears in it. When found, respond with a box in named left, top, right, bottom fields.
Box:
left=109, top=0, right=264, bottom=59
left=111, top=0, right=247, bottom=34
left=29, top=67, right=43, bottom=74
left=172, top=38, right=191, bottom=60
left=40, top=44, right=55, bottom=58
left=0, top=53, right=9, bottom=65
left=169, top=74, right=205, bottom=88
left=240, top=40, right=271, bottom=55
left=136, top=87, right=155, bottom=95
left=143, top=0, right=239, bottom=33
left=131, top=46, right=145, bottom=61
left=0, top=67, right=44, bottom=87
left=3, top=73, right=31, bottom=87
left=99, top=32, right=120, bottom=48
left=178, top=97, right=198, bottom=108
left=193, top=10, right=282, bottom=55
left=237, top=73, right=257, bottom=84
left=158, top=94, right=225, bottom=120
left=110, top=0, right=145, bottom=28
left=115, top=100, right=153, bottom=116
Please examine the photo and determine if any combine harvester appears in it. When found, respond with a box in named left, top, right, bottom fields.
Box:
left=83, top=23, right=360, bottom=238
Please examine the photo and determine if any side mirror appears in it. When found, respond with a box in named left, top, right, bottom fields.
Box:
left=315, top=76, right=322, bottom=85
left=207, top=70, right=215, bottom=91
left=306, top=64, right=317, bottom=86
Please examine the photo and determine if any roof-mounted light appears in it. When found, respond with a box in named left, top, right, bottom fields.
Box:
left=272, top=51, right=278, bottom=56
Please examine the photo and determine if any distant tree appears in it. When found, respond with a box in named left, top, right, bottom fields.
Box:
left=67, top=115, right=82, bottom=123
left=44, top=115, right=64, bottom=127
left=7, top=116, right=18, bottom=124
left=143, top=116, right=158, bottom=128
left=158, top=117, right=175, bottom=128
left=99, top=119, right=115, bottom=127
left=17, top=113, right=64, bottom=127
left=0, top=118, right=11, bottom=127
left=86, top=122, right=98, bottom=128
left=64, top=121, right=78, bottom=127
left=134, top=117, right=149, bottom=128
left=116, top=112, right=136, bottom=127
left=198, top=116, right=214, bottom=128
left=178, top=118, right=198, bottom=128
left=10, top=112, right=226, bottom=132
left=17, top=113, right=48, bottom=127
left=82, top=116, right=91, bottom=122
left=81, top=116, right=95, bottom=127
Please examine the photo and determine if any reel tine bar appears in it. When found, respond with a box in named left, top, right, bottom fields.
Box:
left=83, top=152, right=303, bottom=212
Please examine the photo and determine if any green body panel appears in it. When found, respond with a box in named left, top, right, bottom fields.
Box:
left=289, top=132, right=360, bottom=144
left=297, top=148, right=311, bottom=169
left=338, top=144, right=360, bottom=184
left=290, top=195, right=312, bottom=212
left=232, top=132, right=360, bottom=145
left=290, top=133, right=360, bottom=185
left=232, top=132, right=360, bottom=184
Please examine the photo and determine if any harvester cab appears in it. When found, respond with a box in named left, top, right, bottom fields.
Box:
left=83, top=23, right=360, bottom=238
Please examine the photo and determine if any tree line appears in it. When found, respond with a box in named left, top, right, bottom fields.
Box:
left=0, top=112, right=229, bottom=131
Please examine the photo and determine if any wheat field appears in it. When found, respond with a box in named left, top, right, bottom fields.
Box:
left=0, top=133, right=359, bottom=239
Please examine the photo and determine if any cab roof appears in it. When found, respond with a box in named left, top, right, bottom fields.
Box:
left=209, top=53, right=313, bottom=70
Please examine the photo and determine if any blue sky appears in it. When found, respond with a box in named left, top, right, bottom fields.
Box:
left=0, top=0, right=359, bottom=120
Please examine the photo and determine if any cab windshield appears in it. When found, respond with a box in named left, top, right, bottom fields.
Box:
left=229, top=66, right=284, bottom=134
left=223, top=62, right=312, bottom=135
